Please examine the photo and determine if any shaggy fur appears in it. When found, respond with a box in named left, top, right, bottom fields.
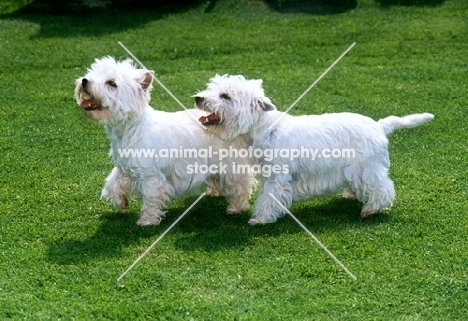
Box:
left=75, top=58, right=254, bottom=225
left=195, top=74, right=434, bottom=224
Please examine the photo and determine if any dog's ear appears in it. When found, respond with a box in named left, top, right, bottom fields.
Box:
left=257, top=97, right=276, bottom=112
left=140, top=71, right=154, bottom=90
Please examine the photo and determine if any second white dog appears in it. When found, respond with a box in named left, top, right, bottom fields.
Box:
left=75, top=58, right=254, bottom=226
left=194, top=74, right=434, bottom=224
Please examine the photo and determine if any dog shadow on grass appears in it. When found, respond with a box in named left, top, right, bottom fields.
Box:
left=173, top=195, right=391, bottom=252
left=45, top=208, right=161, bottom=266
left=45, top=195, right=390, bottom=265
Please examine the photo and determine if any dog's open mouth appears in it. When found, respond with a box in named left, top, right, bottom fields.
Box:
left=80, top=99, right=101, bottom=111
left=199, top=112, right=221, bottom=126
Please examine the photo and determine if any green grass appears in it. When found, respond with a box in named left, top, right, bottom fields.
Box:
left=1, top=0, right=467, bottom=319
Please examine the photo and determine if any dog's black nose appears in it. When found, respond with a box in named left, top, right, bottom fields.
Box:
left=82, top=78, right=88, bottom=88
left=195, top=96, right=204, bottom=105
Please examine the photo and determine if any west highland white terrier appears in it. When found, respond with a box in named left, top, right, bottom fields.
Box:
left=194, top=74, right=434, bottom=225
left=75, top=58, right=254, bottom=225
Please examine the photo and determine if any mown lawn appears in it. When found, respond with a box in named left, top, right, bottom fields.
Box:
left=0, top=0, right=467, bottom=319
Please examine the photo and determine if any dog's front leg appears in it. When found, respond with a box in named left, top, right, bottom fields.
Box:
left=249, top=173, right=293, bottom=225
left=101, top=167, right=131, bottom=212
left=205, top=177, right=221, bottom=197
left=136, top=177, right=174, bottom=226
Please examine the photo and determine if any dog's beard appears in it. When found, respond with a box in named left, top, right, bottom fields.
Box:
left=195, top=99, right=222, bottom=126
left=198, top=107, right=248, bottom=141
left=76, top=84, right=101, bottom=110
left=195, top=95, right=256, bottom=141
left=75, top=86, right=113, bottom=122
left=196, top=106, right=229, bottom=139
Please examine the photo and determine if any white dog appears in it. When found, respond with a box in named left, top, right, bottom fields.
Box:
left=194, top=74, right=434, bottom=224
left=75, top=58, right=254, bottom=225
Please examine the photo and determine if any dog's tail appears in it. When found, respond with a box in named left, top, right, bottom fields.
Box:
left=378, top=113, right=434, bottom=135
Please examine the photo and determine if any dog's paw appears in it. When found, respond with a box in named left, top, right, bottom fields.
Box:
left=360, top=209, right=377, bottom=218
left=226, top=205, right=243, bottom=215
left=206, top=188, right=220, bottom=197
left=136, top=216, right=161, bottom=226
left=248, top=218, right=263, bottom=225
left=343, top=193, right=356, bottom=201
left=136, top=210, right=167, bottom=226
left=343, top=188, right=357, bottom=201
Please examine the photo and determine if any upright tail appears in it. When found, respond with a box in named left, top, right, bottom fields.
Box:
left=378, top=113, right=434, bottom=135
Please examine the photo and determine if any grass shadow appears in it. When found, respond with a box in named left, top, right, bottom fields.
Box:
left=45, top=210, right=160, bottom=265
left=44, top=195, right=244, bottom=265
left=290, top=196, right=391, bottom=228
left=3, top=11, right=163, bottom=39
left=45, top=194, right=389, bottom=265
left=15, top=0, right=207, bottom=15
left=174, top=194, right=390, bottom=252
left=1, top=0, right=213, bottom=39
left=376, top=0, right=445, bottom=6
left=264, top=0, right=357, bottom=15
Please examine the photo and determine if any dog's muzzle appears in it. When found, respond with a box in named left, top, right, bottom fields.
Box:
left=79, top=78, right=101, bottom=111
left=194, top=96, right=221, bottom=126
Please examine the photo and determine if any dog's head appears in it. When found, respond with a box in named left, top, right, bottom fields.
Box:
left=194, top=74, right=275, bottom=140
left=74, top=56, right=154, bottom=123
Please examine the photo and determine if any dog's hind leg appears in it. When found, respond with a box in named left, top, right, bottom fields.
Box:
left=360, top=175, right=395, bottom=217
left=346, top=160, right=395, bottom=218
left=249, top=173, right=293, bottom=225
left=101, top=167, right=132, bottom=212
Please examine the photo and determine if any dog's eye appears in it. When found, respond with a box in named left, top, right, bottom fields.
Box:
left=220, top=93, right=230, bottom=100
left=106, top=80, right=117, bottom=88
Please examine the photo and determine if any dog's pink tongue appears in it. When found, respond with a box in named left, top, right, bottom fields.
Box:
left=199, top=113, right=220, bottom=125
left=80, top=99, right=100, bottom=110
